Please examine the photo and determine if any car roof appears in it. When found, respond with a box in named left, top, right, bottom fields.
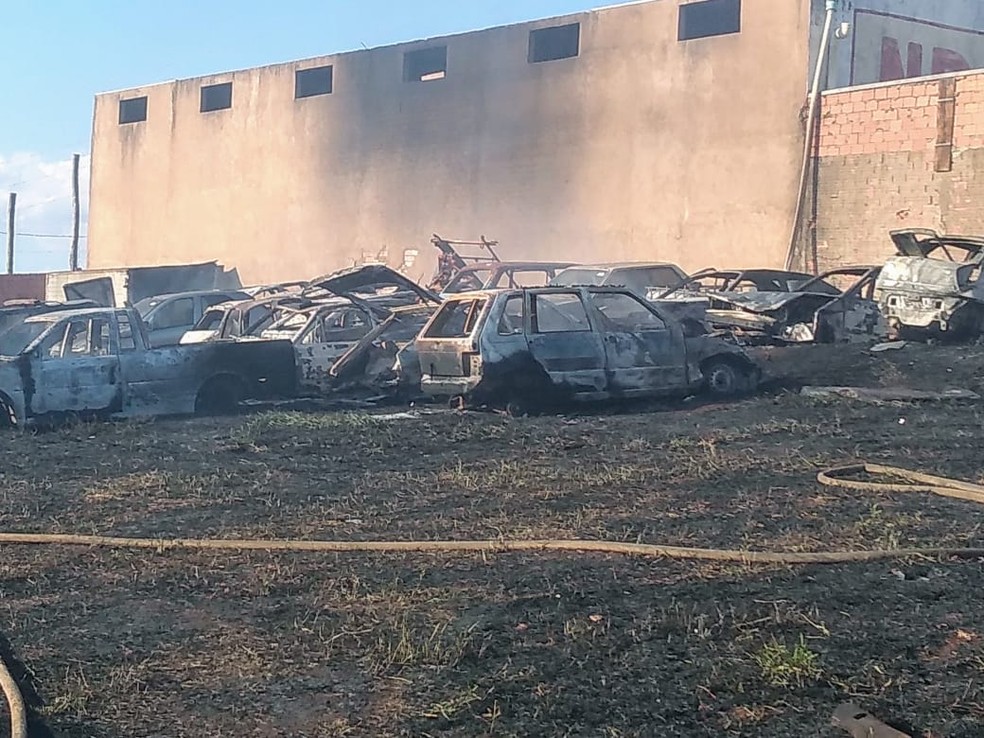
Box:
left=23, top=307, right=117, bottom=323
left=559, top=262, right=682, bottom=270
left=139, top=289, right=245, bottom=302
left=442, top=286, right=644, bottom=300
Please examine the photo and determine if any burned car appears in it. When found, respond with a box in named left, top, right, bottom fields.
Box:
left=657, top=269, right=821, bottom=300
left=415, top=287, right=760, bottom=413
left=693, top=266, right=886, bottom=345
left=0, top=307, right=296, bottom=427
left=653, top=268, right=823, bottom=326
left=255, top=264, right=443, bottom=395
left=876, top=229, right=984, bottom=340
left=330, top=303, right=438, bottom=395
left=180, top=294, right=317, bottom=345
left=551, top=262, right=688, bottom=298
left=134, top=289, right=250, bottom=347
left=441, top=262, right=577, bottom=295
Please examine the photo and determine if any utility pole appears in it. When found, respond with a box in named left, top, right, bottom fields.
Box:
left=5, top=193, right=15, bottom=275
left=70, top=153, right=81, bottom=271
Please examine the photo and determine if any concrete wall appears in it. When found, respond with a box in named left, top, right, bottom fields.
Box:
left=88, top=0, right=815, bottom=284
left=827, top=0, right=984, bottom=88
left=813, top=70, right=984, bottom=271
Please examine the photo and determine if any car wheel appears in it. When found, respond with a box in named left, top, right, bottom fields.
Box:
left=702, top=358, right=746, bottom=398
left=0, top=400, right=14, bottom=429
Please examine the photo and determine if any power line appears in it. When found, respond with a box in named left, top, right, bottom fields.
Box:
left=0, top=230, right=87, bottom=239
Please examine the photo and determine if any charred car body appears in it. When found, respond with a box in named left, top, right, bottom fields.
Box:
left=669, top=267, right=887, bottom=345
left=550, top=262, right=688, bottom=298
left=415, top=287, right=760, bottom=412
left=441, top=261, right=576, bottom=296
left=876, top=229, right=984, bottom=340
left=0, top=307, right=296, bottom=427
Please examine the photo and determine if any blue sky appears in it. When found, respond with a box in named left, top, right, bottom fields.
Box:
left=0, top=0, right=616, bottom=272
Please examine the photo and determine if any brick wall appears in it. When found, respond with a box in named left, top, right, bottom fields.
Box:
left=811, top=71, right=984, bottom=272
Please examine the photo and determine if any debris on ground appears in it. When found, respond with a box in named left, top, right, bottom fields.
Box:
left=832, top=703, right=913, bottom=738
left=800, top=386, right=980, bottom=402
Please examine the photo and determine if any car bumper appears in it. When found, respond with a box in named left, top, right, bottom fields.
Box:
left=420, top=375, right=482, bottom=397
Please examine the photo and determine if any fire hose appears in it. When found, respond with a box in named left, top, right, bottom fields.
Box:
left=2, top=463, right=983, bottom=736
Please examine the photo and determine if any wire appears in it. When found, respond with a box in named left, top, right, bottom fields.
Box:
left=0, top=231, right=86, bottom=239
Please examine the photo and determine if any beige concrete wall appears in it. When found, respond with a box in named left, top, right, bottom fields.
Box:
left=88, top=0, right=814, bottom=284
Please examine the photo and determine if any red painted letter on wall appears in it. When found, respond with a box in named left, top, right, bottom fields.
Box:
left=880, top=36, right=905, bottom=81
left=907, top=42, right=923, bottom=77
left=932, top=47, right=970, bottom=75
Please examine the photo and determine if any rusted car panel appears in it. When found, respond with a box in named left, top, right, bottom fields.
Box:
left=876, top=229, right=984, bottom=338
left=416, top=287, right=759, bottom=410
left=701, top=267, right=887, bottom=345
left=0, top=307, right=296, bottom=427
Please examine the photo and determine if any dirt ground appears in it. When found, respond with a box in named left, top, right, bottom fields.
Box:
left=2, top=342, right=984, bottom=737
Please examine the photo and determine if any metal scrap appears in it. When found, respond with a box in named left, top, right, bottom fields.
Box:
left=832, top=703, right=912, bottom=738
left=801, top=386, right=980, bottom=402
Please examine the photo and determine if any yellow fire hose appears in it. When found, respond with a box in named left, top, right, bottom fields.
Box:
left=2, top=463, right=982, bottom=736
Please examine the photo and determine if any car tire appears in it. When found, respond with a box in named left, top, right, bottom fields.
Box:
left=0, top=399, right=14, bottom=429
left=702, top=358, right=749, bottom=398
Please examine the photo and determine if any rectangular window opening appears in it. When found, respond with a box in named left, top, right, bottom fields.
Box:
left=678, top=0, right=741, bottom=41
left=200, top=82, right=233, bottom=113
left=119, top=96, right=148, bottom=124
left=529, top=23, right=580, bottom=64
left=404, top=46, right=448, bottom=83
left=295, top=65, right=333, bottom=99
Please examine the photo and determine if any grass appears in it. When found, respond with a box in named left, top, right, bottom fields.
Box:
left=753, top=636, right=822, bottom=687
left=3, top=343, right=984, bottom=736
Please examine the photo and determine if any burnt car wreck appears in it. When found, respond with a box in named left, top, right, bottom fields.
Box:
left=876, top=229, right=984, bottom=340
left=415, top=287, right=760, bottom=413
left=657, top=267, right=887, bottom=345
left=0, top=307, right=296, bottom=427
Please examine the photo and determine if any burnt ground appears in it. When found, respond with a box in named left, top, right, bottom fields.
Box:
left=1, top=343, right=984, bottom=736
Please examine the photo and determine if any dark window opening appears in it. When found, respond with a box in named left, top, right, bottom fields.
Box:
left=119, top=96, right=148, bottom=124
left=404, top=46, right=448, bottom=82
left=529, top=23, right=580, bottom=63
left=201, top=82, right=233, bottom=112
left=425, top=299, right=487, bottom=338
left=678, top=0, right=741, bottom=41
left=296, top=65, right=333, bottom=98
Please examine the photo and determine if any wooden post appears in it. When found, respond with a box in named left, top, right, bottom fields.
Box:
left=5, top=193, right=15, bottom=275
left=70, top=153, right=81, bottom=271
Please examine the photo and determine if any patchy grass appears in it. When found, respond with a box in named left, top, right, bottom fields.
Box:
left=1, top=344, right=984, bottom=736
left=753, top=636, right=823, bottom=687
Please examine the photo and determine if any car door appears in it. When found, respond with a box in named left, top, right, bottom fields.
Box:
left=585, top=290, right=687, bottom=395
left=526, top=290, right=607, bottom=397
left=32, top=315, right=122, bottom=416
left=813, top=269, right=888, bottom=343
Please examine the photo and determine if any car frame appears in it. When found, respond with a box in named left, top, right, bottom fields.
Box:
left=415, top=286, right=759, bottom=412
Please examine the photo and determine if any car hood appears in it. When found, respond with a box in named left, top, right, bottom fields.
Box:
left=306, top=265, right=442, bottom=305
